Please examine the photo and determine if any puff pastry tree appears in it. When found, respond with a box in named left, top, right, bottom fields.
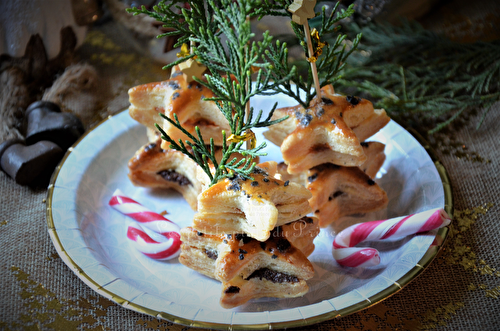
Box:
left=127, top=0, right=359, bottom=185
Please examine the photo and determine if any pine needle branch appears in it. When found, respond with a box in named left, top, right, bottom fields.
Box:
left=336, top=20, right=500, bottom=133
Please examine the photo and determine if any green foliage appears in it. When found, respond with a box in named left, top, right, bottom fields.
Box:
left=265, top=3, right=361, bottom=107
left=337, top=21, right=500, bottom=133
left=128, top=0, right=293, bottom=186
left=127, top=0, right=358, bottom=185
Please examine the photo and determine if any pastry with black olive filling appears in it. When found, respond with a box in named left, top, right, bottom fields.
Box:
left=127, top=137, right=202, bottom=210
left=179, top=222, right=316, bottom=308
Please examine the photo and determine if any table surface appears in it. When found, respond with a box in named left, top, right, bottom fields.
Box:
left=1, top=0, right=500, bottom=330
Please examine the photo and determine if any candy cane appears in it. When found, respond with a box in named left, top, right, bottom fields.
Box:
left=332, top=208, right=451, bottom=267
left=109, top=189, right=181, bottom=260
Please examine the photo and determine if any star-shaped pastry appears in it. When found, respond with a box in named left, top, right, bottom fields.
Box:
left=128, top=66, right=231, bottom=146
left=288, top=0, right=316, bottom=25
left=264, top=86, right=382, bottom=174
left=276, top=141, right=386, bottom=186
left=194, top=164, right=312, bottom=241
left=128, top=137, right=251, bottom=211
left=353, top=108, right=390, bottom=142
left=359, top=141, right=386, bottom=179
left=127, top=137, right=202, bottom=210
left=179, top=222, right=316, bottom=308
left=178, top=58, right=207, bottom=83
left=306, top=164, right=388, bottom=227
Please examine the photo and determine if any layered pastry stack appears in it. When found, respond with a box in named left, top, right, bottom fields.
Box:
left=265, top=86, right=390, bottom=227
left=180, top=162, right=320, bottom=308
left=125, top=71, right=321, bottom=308
left=125, top=71, right=391, bottom=307
left=127, top=68, right=232, bottom=210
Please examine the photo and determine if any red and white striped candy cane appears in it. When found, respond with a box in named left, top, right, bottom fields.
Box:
left=109, top=189, right=181, bottom=260
left=332, top=208, right=451, bottom=268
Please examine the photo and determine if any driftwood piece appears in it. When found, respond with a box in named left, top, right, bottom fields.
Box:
left=0, top=27, right=79, bottom=142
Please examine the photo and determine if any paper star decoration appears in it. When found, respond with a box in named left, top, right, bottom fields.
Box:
left=288, top=0, right=317, bottom=25
left=178, top=58, right=206, bottom=83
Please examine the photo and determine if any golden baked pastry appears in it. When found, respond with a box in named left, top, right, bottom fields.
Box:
left=352, top=108, right=390, bottom=142
left=307, top=164, right=388, bottom=227
left=359, top=141, right=386, bottom=179
left=128, top=68, right=231, bottom=146
left=264, top=87, right=379, bottom=173
left=281, top=216, right=320, bottom=257
left=179, top=222, right=316, bottom=308
left=127, top=137, right=202, bottom=210
left=276, top=140, right=385, bottom=185
left=194, top=165, right=312, bottom=241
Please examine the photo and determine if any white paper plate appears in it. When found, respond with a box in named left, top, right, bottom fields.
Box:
left=46, top=93, right=452, bottom=329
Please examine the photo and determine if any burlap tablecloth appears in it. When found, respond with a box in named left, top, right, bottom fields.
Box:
left=1, top=1, right=499, bottom=330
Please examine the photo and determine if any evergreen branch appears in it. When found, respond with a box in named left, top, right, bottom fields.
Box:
left=336, top=20, right=500, bottom=133
left=266, top=2, right=360, bottom=106
left=129, top=1, right=358, bottom=185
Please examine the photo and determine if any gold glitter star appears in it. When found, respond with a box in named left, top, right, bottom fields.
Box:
left=96, top=296, right=115, bottom=309
left=365, top=303, right=390, bottom=319
left=32, top=284, right=52, bottom=298
left=81, top=315, right=98, bottom=325
left=35, top=311, right=51, bottom=323
left=22, top=324, right=40, bottom=331
left=385, top=313, right=401, bottom=327
left=454, top=245, right=470, bottom=256
left=24, top=299, right=43, bottom=310
left=94, top=308, right=108, bottom=317
left=66, top=308, right=80, bottom=316
left=288, top=0, right=316, bottom=25
left=479, top=264, right=495, bottom=276
left=46, top=298, right=63, bottom=311
left=19, top=290, right=34, bottom=300
left=424, top=309, right=438, bottom=322
left=45, top=314, right=82, bottom=331
left=485, top=288, right=499, bottom=299
left=77, top=298, right=93, bottom=309
left=0, top=220, right=7, bottom=227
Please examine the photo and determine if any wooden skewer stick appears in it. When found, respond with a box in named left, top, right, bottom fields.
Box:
left=245, top=16, right=251, bottom=150
left=303, top=22, right=321, bottom=100
left=288, top=0, right=321, bottom=100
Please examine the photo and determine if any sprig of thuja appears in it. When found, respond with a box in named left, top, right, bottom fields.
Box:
left=263, top=2, right=361, bottom=108
left=127, top=0, right=359, bottom=185
left=128, top=0, right=296, bottom=186
left=336, top=20, right=500, bottom=133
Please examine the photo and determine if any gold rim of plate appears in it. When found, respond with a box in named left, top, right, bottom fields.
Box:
left=46, top=111, right=453, bottom=330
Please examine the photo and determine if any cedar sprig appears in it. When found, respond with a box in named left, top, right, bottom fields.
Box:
left=337, top=20, right=500, bottom=133
left=263, top=3, right=361, bottom=107
left=128, top=0, right=294, bottom=186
